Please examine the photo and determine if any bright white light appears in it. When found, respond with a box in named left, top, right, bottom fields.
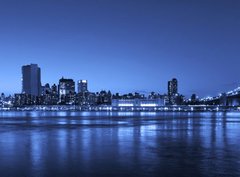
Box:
left=118, top=103, right=134, bottom=107
left=81, top=80, right=87, bottom=83
left=140, top=103, right=157, bottom=107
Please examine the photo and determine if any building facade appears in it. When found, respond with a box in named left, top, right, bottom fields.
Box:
left=112, top=98, right=164, bottom=107
left=168, top=78, right=178, bottom=96
left=22, top=64, right=41, bottom=96
left=58, top=77, right=75, bottom=104
left=78, top=80, right=88, bottom=93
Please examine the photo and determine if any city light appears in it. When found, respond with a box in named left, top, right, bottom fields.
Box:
left=118, top=103, right=134, bottom=107
left=140, top=103, right=157, bottom=107
left=1, top=64, right=240, bottom=111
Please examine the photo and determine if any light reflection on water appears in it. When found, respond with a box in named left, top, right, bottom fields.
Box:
left=0, top=111, right=240, bottom=177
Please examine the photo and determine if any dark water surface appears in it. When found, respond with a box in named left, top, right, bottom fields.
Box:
left=0, top=111, right=240, bottom=177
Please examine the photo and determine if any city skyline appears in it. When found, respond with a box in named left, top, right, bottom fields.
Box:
left=1, top=63, right=239, bottom=99
left=0, top=0, right=240, bottom=97
left=10, top=63, right=239, bottom=109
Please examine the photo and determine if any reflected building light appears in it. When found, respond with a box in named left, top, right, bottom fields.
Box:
left=30, top=112, right=39, bottom=118
left=117, top=112, right=134, bottom=116
left=140, top=112, right=157, bottom=116
left=58, top=112, right=67, bottom=117
left=81, top=112, right=91, bottom=116
left=31, top=132, right=43, bottom=171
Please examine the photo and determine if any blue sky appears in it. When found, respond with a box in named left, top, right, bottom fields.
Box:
left=0, top=0, right=240, bottom=97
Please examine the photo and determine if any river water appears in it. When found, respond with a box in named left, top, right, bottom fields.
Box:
left=0, top=111, right=240, bottom=177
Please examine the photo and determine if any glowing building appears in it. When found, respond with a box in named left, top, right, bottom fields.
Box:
left=168, top=78, right=178, bottom=96
left=112, top=98, right=164, bottom=107
left=58, top=77, right=75, bottom=103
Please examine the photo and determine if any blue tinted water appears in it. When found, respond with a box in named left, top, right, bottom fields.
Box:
left=0, top=111, right=240, bottom=177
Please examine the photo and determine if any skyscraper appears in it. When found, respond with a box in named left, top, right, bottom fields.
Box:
left=78, top=80, right=88, bottom=93
left=167, top=78, right=180, bottom=105
left=22, top=64, right=41, bottom=96
left=58, top=77, right=75, bottom=103
left=59, top=77, right=75, bottom=96
left=168, top=78, right=178, bottom=96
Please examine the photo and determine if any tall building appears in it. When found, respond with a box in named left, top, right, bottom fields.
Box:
left=167, top=78, right=182, bottom=105
left=58, top=77, right=75, bottom=103
left=168, top=78, right=178, bottom=96
left=59, top=77, right=75, bottom=96
left=22, top=64, right=41, bottom=96
left=78, top=80, right=88, bottom=93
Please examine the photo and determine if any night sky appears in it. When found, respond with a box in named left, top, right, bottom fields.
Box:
left=0, top=0, right=239, bottom=97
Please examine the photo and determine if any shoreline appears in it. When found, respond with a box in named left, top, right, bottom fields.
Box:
left=0, top=105, right=240, bottom=112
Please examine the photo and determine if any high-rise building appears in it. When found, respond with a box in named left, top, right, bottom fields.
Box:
left=168, top=78, right=178, bottom=96
left=78, top=80, right=88, bottom=93
left=58, top=77, right=75, bottom=103
left=22, top=64, right=41, bottom=96
left=59, top=77, right=75, bottom=96
left=167, top=78, right=180, bottom=105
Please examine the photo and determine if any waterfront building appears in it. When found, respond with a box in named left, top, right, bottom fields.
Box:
left=112, top=92, right=145, bottom=100
left=14, top=93, right=36, bottom=106
left=59, top=77, right=75, bottom=95
left=22, top=64, right=41, bottom=96
left=112, top=98, right=164, bottom=107
left=58, top=77, right=75, bottom=104
left=76, top=92, right=97, bottom=106
left=96, top=90, right=112, bottom=105
left=49, top=84, right=59, bottom=105
left=167, top=78, right=179, bottom=105
left=168, top=78, right=178, bottom=96
left=78, top=80, right=88, bottom=93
